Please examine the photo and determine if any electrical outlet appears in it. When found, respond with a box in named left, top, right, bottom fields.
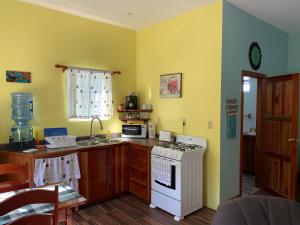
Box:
left=208, top=121, right=213, bottom=129
left=182, top=118, right=186, bottom=126
left=156, top=117, right=161, bottom=124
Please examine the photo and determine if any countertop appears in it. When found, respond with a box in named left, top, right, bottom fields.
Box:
left=243, top=132, right=256, bottom=137
left=0, top=138, right=159, bottom=158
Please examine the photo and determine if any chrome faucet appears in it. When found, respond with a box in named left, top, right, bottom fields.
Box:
left=90, top=116, right=103, bottom=141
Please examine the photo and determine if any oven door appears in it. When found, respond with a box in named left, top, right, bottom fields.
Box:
left=151, top=154, right=181, bottom=201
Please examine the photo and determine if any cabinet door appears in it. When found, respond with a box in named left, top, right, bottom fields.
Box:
left=106, top=147, right=116, bottom=198
left=129, top=143, right=151, bottom=201
left=115, top=144, right=129, bottom=194
left=242, top=135, right=256, bottom=174
left=87, top=149, right=108, bottom=202
left=78, top=151, right=89, bottom=199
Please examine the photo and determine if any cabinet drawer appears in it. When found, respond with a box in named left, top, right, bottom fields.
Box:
left=129, top=166, right=147, bottom=186
left=130, top=153, right=147, bottom=169
left=129, top=145, right=149, bottom=168
left=129, top=181, right=148, bottom=201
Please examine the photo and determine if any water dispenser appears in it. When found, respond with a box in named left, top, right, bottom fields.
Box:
left=9, top=92, right=35, bottom=150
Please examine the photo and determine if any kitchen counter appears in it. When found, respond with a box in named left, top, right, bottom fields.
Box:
left=0, top=138, right=159, bottom=158
left=0, top=137, right=156, bottom=203
left=120, top=138, right=158, bottom=147
left=244, top=131, right=256, bottom=136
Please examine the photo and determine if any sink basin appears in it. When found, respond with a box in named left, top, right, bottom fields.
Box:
left=77, top=139, right=121, bottom=147
left=98, top=139, right=121, bottom=144
left=77, top=140, right=102, bottom=147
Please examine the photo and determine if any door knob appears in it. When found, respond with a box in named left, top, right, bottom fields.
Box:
left=288, top=138, right=296, bottom=143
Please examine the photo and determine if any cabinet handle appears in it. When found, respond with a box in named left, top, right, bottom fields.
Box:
left=288, top=138, right=296, bottom=143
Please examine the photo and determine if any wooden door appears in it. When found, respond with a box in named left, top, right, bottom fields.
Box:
left=256, top=74, right=299, bottom=199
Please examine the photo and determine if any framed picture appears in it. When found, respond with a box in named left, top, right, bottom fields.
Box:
left=160, top=73, right=182, bottom=98
left=6, top=70, right=31, bottom=83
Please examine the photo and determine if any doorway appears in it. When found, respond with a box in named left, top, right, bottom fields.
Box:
left=240, top=71, right=300, bottom=200
left=240, top=70, right=265, bottom=196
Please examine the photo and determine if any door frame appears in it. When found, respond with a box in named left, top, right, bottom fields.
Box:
left=239, top=70, right=266, bottom=195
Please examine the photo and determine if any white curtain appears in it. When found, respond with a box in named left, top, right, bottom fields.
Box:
left=67, top=69, right=113, bottom=120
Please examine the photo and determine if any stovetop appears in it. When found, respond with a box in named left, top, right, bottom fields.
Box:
left=156, top=141, right=204, bottom=152
left=152, top=135, right=207, bottom=160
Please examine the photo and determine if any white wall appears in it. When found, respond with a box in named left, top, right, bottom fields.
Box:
left=243, top=78, right=257, bottom=133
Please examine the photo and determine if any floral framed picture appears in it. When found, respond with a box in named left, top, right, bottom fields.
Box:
left=160, top=73, right=182, bottom=98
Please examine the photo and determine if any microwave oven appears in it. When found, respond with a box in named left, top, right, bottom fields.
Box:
left=122, top=124, right=147, bottom=139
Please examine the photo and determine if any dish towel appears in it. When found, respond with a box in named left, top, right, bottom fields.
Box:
left=34, top=153, right=81, bottom=192
left=152, top=156, right=172, bottom=186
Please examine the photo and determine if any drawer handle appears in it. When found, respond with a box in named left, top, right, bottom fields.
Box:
left=288, top=138, right=296, bottom=143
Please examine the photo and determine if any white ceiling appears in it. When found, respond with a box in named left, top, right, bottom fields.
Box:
left=227, top=0, right=300, bottom=33
left=20, top=0, right=213, bottom=30
left=19, top=0, right=300, bottom=33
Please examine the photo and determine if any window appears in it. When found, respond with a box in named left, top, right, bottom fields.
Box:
left=243, top=76, right=250, bottom=93
left=66, top=69, right=113, bottom=120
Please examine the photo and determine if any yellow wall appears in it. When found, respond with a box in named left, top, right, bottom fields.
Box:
left=1, top=0, right=223, bottom=209
left=136, top=0, right=223, bottom=209
left=0, top=0, right=136, bottom=143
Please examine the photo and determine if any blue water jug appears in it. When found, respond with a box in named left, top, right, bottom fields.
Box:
left=11, top=92, right=33, bottom=122
left=11, top=92, right=33, bottom=142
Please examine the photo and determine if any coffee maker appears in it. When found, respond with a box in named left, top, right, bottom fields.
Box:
left=126, top=94, right=138, bottom=110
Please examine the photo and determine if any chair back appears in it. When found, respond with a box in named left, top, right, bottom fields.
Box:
left=8, top=214, right=54, bottom=225
left=0, top=186, right=58, bottom=225
left=0, top=163, right=29, bottom=193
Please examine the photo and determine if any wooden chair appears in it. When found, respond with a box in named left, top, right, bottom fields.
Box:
left=0, top=163, right=29, bottom=193
left=0, top=186, right=59, bottom=225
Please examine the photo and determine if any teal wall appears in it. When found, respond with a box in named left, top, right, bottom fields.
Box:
left=220, top=1, right=288, bottom=201
left=288, top=33, right=300, bottom=73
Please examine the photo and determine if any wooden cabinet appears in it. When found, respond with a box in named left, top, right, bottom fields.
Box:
left=128, top=143, right=151, bottom=202
left=79, top=144, right=129, bottom=203
left=242, top=134, right=256, bottom=175
left=114, top=144, right=129, bottom=194
left=0, top=140, right=152, bottom=204
left=79, top=147, right=110, bottom=203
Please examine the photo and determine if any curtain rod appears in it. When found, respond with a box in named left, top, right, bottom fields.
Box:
left=55, top=64, right=121, bottom=75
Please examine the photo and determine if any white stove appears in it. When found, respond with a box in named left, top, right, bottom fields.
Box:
left=150, top=135, right=207, bottom=221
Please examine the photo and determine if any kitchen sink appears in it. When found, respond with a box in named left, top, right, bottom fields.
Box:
left=76, top=140, right=102, bottom=147
left=97, top=139, right=121, bottom=144
left=76, top=139, right=121, bottom=147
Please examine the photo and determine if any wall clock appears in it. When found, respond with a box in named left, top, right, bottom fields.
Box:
left=248, top=42, right=262, bottom=70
